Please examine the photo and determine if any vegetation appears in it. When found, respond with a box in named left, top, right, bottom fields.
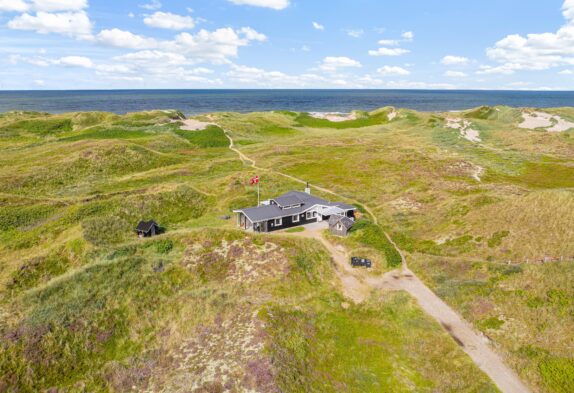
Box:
left=1, top=106, right=573, bottom=391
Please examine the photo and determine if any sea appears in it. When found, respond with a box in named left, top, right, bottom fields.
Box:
left=0, top=89, right=573, bottom=115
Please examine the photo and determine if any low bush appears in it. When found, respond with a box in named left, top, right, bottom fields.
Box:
left=353, top=223, right=402, bottom=267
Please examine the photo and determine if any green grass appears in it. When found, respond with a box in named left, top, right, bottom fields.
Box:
left=353, top=222, right=402, bottom=267
left=1, top=106, right=573, bottom=392
left=539, top=357, right=574, bottom=393
left=265, top=292, right=498, bottom=392
left=0, top=117, right=72, bottom=136
left=294, top=111, right=389, bottom=129
left=174, top=125, right=229, bottom=148
left=285, top=227, right=305, bottom=233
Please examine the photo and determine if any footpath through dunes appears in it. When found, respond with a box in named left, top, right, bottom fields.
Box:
left=215, top=122, right=533, bottom=393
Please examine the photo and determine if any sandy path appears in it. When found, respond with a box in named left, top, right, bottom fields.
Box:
left=296, top=228, right=531, bottom=393
left=221, top=124, right=531, bottom=392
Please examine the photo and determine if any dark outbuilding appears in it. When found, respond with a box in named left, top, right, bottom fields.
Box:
left=136, top=220, right=160, bottom=238
left=329, top=215, right=354, bottom=237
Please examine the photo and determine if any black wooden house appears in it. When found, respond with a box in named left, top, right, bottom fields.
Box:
left=234, top=187, right=356, bottom=233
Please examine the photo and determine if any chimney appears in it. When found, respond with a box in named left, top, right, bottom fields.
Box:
left=305, top=182, right=311, bottom=194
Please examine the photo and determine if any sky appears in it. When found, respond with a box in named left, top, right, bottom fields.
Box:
left=0, top=0, right=573, bottom=90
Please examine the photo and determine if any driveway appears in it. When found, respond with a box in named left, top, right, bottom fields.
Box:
left=283, top=226, right=532, bottom=393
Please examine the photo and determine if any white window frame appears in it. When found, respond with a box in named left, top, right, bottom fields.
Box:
left=274, top=218, right=283, bottom=226
left=306, top=211, right=313, bottom=219
left=293, top=214, right=300, bottom=223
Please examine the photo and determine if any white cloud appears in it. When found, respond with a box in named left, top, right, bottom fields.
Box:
left=346, top=29, right=364, bottom=38
left=96, top=28, right=158, bottom=49
left=33, top=79, right=45, bottom=86
left=166, top=27, right=265, bottom=62
left=238, top=26, right=267, bottom=42
left=485, top=0, right=574, bottom=71
left=377, top=65, right=410, bottom=76
left=228, top=0, right=289, bottom=10
left=0, top=0, right=29, bottom=12
left=477, top=64, right=519, bottom=75
left=385, top=80, right=455, bottom=89
left=312, top=21, right=324, bottom=31
left=143, top=12, right=195, bottom=30
left=378, top=39, right=399, bottom=46
left=31, top=0, right=87, bottom=12
left=7, top=11, right=92, bottom=38
left=444, top=70, right=468, bottom=78
left=301, top=45, right=310, bottom=52
left=318, top=56, right=361, bottom=72
left=57, top=55, right=93, bottom=68
left=139, top=0, right=161, bottom=10
left=559, top=69, right=573, bottom=74
left=441, top=55, right=470, bottom=66
left=402, top=31, right=414, bottom=41
left=114, top=50, right=188, bottom=66
left=368, top=47, right=410, bottom=56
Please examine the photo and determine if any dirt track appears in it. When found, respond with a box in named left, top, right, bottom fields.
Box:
left=297, top=227, right=531, bottom=393
left=220, top=124, right=532, bottom=393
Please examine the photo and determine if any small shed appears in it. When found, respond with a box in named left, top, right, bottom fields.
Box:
left=329, top=215, right=354, bottom=237
left=136, top=220, right=160, bottom=238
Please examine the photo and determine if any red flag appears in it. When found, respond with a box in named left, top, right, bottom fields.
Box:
left=250, top=175, right=259, bottom=185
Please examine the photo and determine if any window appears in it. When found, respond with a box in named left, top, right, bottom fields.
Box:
left=337, top=223, right=343, bottom=230
left=293, top=214, right=300, bottom=223
left=306, top=211, right=313, bottom=219
left=274, top=218, right=282, bottom=226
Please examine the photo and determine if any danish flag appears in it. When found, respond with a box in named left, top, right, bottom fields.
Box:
left=250, top=175, right=260, bottom=185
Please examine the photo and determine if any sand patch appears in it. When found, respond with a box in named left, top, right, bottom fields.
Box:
left=309, top=112, right=357, bottom=122
left=446, top=118, right=481, bottom=143
left=178, top=118, right=213, bottom=131
left=147, top=310, right=275, bottom=392
left=182, top=239, right=289, bottom=284
left=448, top=161, right=485, bottom=182
left=389, top=197, right=422, bottom=212
left=387, top=109, right=398, bottom=121
left=519, top=111, right=574, bottom=132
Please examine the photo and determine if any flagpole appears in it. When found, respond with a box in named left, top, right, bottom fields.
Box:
left=257, top=180, right=260, bottom=206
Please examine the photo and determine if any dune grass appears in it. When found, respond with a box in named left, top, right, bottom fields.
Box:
left=0, top=107, right=572, bottom=391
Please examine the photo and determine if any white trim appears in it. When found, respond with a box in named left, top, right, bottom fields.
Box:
left=237, top=204, right=355, bottom=224
left=274, top=218, right=283, bottom=226
left=293, top=214, right=300, bottom=223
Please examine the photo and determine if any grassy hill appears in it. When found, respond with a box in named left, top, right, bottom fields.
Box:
left=0, top=107, right=573, bottom=392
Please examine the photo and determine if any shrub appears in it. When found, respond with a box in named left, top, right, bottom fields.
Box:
left=82, top=216, right=131, bottom=246
left=8, top=249, right=72, bottom=292
left=152, top=239, right=174, bottom=254
left=354, top=223, right=402, bottom=268
left=538, top=357, right=574, bottom=393
left=488, top=231, right=510, bottom=248
left=479, top=317, right=505, bottom=330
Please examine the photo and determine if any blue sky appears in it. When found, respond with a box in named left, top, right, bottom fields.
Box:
left=1, top=0, right=573, bottom=90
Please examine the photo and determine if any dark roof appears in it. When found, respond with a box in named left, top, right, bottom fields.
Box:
left=329, top=215, right=354, bottom=229
left=136, top=220, right=158, bottom=232
left=236, top=190, right=356, bottom=223
left=273, top=194, right=302, bottom=207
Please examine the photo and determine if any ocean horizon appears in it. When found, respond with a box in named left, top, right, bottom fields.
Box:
left=1, top=89, right=573, bottom=115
